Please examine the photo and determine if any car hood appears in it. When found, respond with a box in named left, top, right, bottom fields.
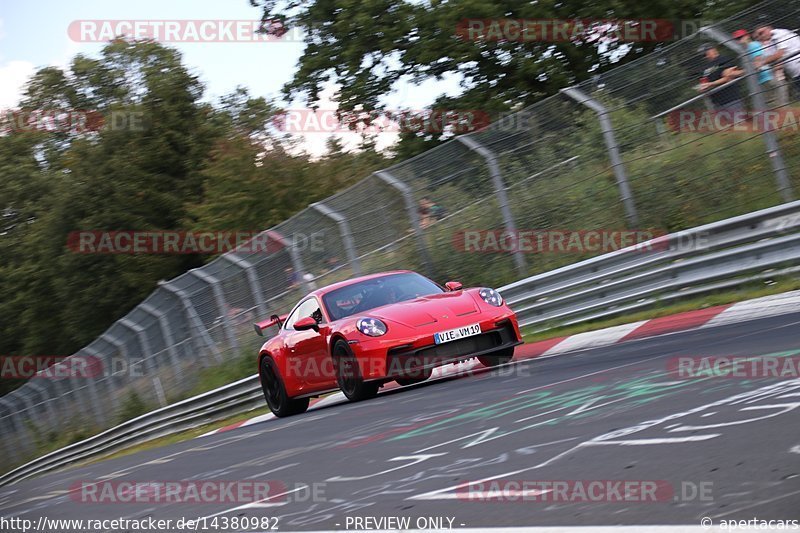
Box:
left=365, top=291, right=480, bottom=327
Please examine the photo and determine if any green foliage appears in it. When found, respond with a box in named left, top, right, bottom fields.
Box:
left=116, top=390, right=151, bottom=424
left=0, top=40, right=388, bottom=397
left=252, top=0, right=765, bottom=157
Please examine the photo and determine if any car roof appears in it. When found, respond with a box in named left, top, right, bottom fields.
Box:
left=310, top=270, right=416, bottom=298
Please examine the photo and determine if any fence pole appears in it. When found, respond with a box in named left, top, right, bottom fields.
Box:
left=0, top=398, right=22, bottom=463
left=561, top=86, right=640, bottom=227
left=102, top=333, right=132, bottom=378
left=71, top=349, right=108, bottom=426
left=45, top=367, right=71, bottom=426
left=62, top=369, right=99, bottom=431
left=700, top=26, right=793, bottom=202
left=120, top=318, right=157, bottom=374
left=310, top=202, right=362, bottom=275
left=269, top=230, right=314, bottom=293
left=0, top=417, right=19, bottom=465
left=16, top=388, right=38, bottom=435
left=375, top=170, right=434, bottom=277
left=84, top=345, right=119, bottom=419
left=27, top=381, right=58, bottom=433
left=140, top=303, right=182, bottom=370
left=456, top=135, right=527, bottom=277
left=188, top=269, right=240, bottom=357
left=220, top=253, right=268, bottom=317
left=159, top=281, right=223, bottom=364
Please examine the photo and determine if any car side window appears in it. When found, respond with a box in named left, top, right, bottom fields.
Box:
left=284, top=298, right=323, bottom=330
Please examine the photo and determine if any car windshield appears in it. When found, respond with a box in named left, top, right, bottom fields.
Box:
left=322, top=273, right=443, bottom=321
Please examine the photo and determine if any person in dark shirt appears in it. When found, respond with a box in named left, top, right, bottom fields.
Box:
left=697, top=44, right=745, bottom=111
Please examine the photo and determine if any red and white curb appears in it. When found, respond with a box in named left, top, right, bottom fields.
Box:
left=199, top=290, right=800, bottom=438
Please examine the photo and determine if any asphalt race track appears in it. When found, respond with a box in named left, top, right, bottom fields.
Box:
left=2, top=312, right=800, bottom=531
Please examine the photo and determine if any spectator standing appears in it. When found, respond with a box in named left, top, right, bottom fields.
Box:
left=697, top=44, right=745, bottom=112
left=755, top=24, right=800, bottom=103
left=418, top=198, right=434, bottom=229
left=733, top=29, right=778, bottom=109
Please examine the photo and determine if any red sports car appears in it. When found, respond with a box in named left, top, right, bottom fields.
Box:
left=254, top=270, right=522, bottom=417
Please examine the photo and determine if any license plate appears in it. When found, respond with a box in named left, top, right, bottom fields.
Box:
left=434, top=323, right=481, bottom=344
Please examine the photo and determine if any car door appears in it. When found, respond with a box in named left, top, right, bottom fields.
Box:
left=283, top=297, right=333, bottom=390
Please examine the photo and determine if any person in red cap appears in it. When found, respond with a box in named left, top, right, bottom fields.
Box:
left=733, top=29, right=777, bottom=109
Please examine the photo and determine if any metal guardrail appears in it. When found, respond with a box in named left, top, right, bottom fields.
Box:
left=499, top=199, right=800, bottom=329
left=2, top=200, right=800, bottom=487
left=0, top=375, right=262, bottom=487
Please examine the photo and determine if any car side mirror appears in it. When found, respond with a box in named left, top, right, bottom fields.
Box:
left=294, top=316, right=319, bottom=332
left=445, top=281, right=463, bottom=291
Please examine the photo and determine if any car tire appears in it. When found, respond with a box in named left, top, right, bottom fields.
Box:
left=333, top=339, right=379, bottom=402
left=260, top=356, right=309, bottom=417
left=478, top=347, right=515, bottom=367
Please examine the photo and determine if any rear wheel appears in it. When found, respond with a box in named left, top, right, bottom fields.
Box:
left=333, top=339, right=379, bottom=401
left=478, top=347, right=515, bottom=367
left=260, top=356, right=309, bottom=417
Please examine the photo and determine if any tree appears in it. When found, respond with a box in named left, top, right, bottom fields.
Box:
left=251, top=0, right=765, bottom=156
left=0, top=40, right=216, bottom=362
left=0, top=40, right=389, bottom=397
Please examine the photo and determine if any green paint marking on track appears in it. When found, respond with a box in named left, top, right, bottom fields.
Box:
left=388, top=350, right=800, bottom=443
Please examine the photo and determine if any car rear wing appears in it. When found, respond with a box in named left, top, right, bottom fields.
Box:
left=253, top=314, right=288, bottom=336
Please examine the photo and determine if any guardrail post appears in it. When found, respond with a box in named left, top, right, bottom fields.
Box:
left=310, top=202, right=362, bottom=275
left=140, top=303, right=182, bottom=370
left=457, top=135, right=527, bottom=277
left=700, top=26, right=793, bottom=203
left=375, top=170, right=434, bottom=277
left=119, top=318, right=157, bottom=373
left=159, top=281, right=223, bottom=364
left=220, top=253, right=268, bottom=317
left=188, top=269, right=239, bottom=357
left=561, top=86, right=640, bottom=227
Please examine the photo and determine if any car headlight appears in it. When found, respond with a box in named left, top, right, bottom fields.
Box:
left=479, top=288, right=503, bottom=307
left=357, top=317, right=388, bottom=337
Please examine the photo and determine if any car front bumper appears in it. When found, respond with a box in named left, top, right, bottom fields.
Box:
left=352, top=312, right=523, bottom=380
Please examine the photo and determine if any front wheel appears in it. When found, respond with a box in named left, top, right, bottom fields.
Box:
left=478, top=347, right=515, bottom=367
left=260, top=356, right=309, bottom=417
left=333, top=340, right=379, bottom=401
